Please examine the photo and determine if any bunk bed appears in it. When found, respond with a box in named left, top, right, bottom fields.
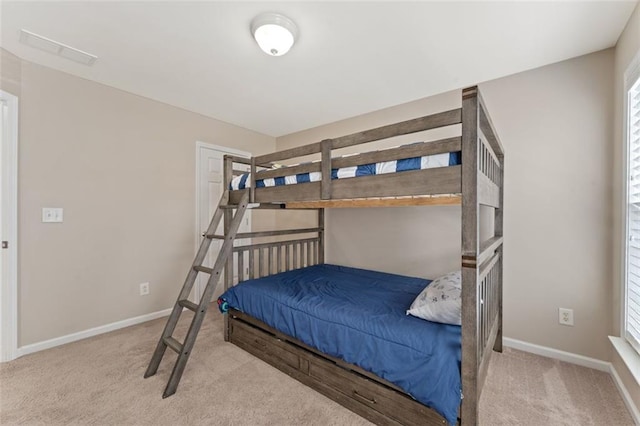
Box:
left=144, top=86, right=504, bottom=426
left=218, top=86, right=504, bottom=425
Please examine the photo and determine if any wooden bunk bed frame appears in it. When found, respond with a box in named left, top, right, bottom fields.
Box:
left=218, top=86, right=504, bottom=425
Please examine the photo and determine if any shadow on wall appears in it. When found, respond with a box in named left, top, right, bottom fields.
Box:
left=325, top=206, right=463, bottom=279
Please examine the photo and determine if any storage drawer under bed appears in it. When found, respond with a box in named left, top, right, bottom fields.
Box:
left=228, top=313, right=450, bottom=426
left=230, top=318, right=301, bottom=371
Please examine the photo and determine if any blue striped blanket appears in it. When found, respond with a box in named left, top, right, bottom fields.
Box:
left=230, top=150, right=461, bottom=190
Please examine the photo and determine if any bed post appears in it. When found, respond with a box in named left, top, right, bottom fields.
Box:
left=223, top=156, right=234, bottom=292
left=250, top=157, right=256, bottom=204
left=477, top=90, right=505, bottom=354
left=493, top=147, right=504, bottom=353
left=460, top=86, right=480, bottom=425
left=321, top=139, right=332, bottom=200
left=318, top=209, right=325, bottom=264
left=223, top=155, right=233, bottom=342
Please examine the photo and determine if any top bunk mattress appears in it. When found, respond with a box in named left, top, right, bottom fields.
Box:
left=218, top=264, right=461, bottom=425
left=230, top=148, right=461, bottom=191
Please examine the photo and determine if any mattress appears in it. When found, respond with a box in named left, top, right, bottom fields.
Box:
left=218, top=264, right=462, bottom=425
left=229, top=148, right=461, bottom=190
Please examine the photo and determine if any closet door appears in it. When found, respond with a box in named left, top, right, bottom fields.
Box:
left=195, top=142, right=251, bottom=302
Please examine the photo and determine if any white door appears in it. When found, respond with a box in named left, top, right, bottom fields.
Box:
left=0, top=90, right=18, bottom=362
left=195, top=142, right=251, bottom=302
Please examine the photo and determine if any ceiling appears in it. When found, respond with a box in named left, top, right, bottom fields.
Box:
left=1, top=1, right=637, bottom=137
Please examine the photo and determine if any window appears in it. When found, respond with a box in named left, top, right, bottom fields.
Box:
left=625, top=56, right=640, bottom=353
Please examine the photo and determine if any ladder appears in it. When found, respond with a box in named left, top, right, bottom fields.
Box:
left=144, top=190, right=249, bottom=398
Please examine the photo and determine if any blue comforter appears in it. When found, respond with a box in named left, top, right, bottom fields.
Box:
left=219, top=264, right=461, bottom=425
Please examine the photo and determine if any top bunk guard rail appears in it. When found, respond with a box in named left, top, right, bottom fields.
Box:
left=225, top=122, right=465, bottom=205
left=330, top=108, right=462, bottom=150
left=233, top=136, right=462, bottom=192
left=244, top=137, right=462, bottom=184
left=474, top=90, right=504, bottom=210
left=254, top=108, right=462, bottom=165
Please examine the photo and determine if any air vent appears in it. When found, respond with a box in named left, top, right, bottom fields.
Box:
left=19, top=29, right=97, bottom=66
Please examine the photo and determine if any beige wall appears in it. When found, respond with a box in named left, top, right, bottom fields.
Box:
left=612, top=0, right=640, bottom=407
left=1, top=50, right=275, bottom=346
left=481, top=50, right=614, bottom=361
left=277, top=49, right=614, bottom=361
left=1, top=49, right=21, bottom=96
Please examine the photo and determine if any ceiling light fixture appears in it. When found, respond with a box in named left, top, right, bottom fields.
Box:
left=250, top=13, right=298, bottom=57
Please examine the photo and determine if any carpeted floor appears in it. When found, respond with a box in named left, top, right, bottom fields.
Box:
left=0, top=310, right=634, bottom=425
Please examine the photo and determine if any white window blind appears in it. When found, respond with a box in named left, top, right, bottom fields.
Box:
left=625, top=68, right=640, bottom=352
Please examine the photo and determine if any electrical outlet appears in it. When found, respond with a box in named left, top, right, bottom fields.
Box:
left=559, top=308, right=574, bottom=326
left=139, top=282, right=150, bottom=296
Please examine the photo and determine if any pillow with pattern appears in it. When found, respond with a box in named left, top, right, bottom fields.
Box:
left=406, top=270, right=461, bottom=326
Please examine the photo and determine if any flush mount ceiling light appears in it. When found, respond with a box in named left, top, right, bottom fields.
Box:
left=19, top=29, right=97, bottom=66
left=251, top=13, right=298, bottom=57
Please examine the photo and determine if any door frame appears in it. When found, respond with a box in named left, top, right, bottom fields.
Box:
left=195, top=141, right=251, bottom=299
left=1, top=90, right=19, bottom=362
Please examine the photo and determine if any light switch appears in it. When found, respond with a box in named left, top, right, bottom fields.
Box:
left=42, top=207, right=63, bottom=223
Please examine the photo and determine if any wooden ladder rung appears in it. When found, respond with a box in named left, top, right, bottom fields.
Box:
left=163, top=337, right=183, bottom=354
left=193, top=265, right=213, bottom=274
left=178, top=299, right=199, bottom=312
left=204, top=234, right=225, bottom=240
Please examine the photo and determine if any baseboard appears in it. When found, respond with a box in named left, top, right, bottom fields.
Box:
left=16, top=308, right=172, bottom=358
left=503, top=337, right=610, bottom=372
left=609, top=363, right=640, bottom=425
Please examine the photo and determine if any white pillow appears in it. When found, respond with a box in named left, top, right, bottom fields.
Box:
left=407, top=271, right=461, bottom=326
